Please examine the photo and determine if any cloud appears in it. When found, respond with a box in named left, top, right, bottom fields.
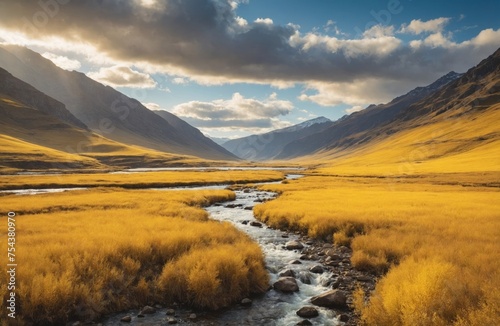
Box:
left=0, top=1, right=499, bottom=108
left=172, top=77, right=188, bottom=84
left=254, top=18, right=273, bottom=25
left=87, top=65, right=157, bottom=88
left=345, top=105, right=364, bottom=114
left=400, top=17, right=451, bottom=34
left=41, top=52, right=81, bottom=70
left=172, top=92, right=293, bottom=131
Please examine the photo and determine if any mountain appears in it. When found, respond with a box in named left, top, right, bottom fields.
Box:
left=0, top=67, right=211, bottom=170
left=222, top=117, right=332, bottom=160
left=0, top=45, right=237, bottom=161
left=284, top=48, right=500, bottom=174
left=151, top=109, right=237, bottom=159
left=276, top=72, right=463, bottom=159
left=210, top=137, right=232, bottom=145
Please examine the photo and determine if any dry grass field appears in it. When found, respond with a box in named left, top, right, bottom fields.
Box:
left=255, top=173, right=500, bottom=325
left=0, top=188, right=269, bottom=324
left=0, top=170, right=284, bottom=190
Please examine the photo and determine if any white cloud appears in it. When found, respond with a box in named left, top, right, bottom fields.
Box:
left=346, top=105, right=364, bottom=114
left=41, top=52, right=81, bottom=70
left=87, top=65, right=157, bottom=88
left=172, top=77, right=188, bottom=84
left=172, top=92, right=293, bottom=132
left=401, top=17, right=451, bottom=35
left=254, top=18, right=273, bottom=25
left=299, top=78, right=414, bottom=107
left=143, top=102, right=162, bottom=110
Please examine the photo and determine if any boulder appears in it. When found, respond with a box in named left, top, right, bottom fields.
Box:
left=273, top=277, right=299, bottom=293
left=296, top=306, right=319, bottom=318
left=120, top=315, right=132, bottom=322
left=285, top=240, right=304, bottom=250
left=165, top=309, right=175, bottom=315
left=289, top=259, right=302, bottom=265
left=140, top=305, right=156, bottom=314
left=309, top=265, right=324, bottom=274
left=249, top=221, right=262, bottom=227
left=311, top=290, right=347, bottom=308
left=296, top=320, right=313, bottom=326
left=241, top=298, right=252, bottom=306
left=279, top=269, right=295, bottom=277
left=167, top=317, right=177, bottom=324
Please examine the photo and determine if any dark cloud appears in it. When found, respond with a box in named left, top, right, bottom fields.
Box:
left=1, top=0, right=499, bottom=104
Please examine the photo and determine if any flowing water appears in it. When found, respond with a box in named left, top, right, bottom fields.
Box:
left=104, top=174, right=340, bottom=326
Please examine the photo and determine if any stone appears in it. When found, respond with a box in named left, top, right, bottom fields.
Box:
left=285, top=240, right=304, bottom=250
left=281, top=234, right=289, bottom=238
left=241, top=220, right=249, bottom=225
left=120, top=315, right=132, bottom=322
left=311, top=290, right=347, bottom=309
left=249, top=221, right=262, bottom=227
left=273, top=277, right=299, bottom=293
left=296, top=320, right=313, bottom=326
left=310, top=265, right=324, bottom=273
left=297, top=271, right=312, bottom=284
left=165, top=309, right=175, bottom=315
left=296, top=306, right=319, bottom=318
left=167, top=317, right=178, bottom=324
left=279, top=269, right=295, bottom=277
left=241, top=298, right=252, bottom=306
left=188, top=313, right=197, bottom=320
left=244, top=207, right=253, bottom=210
left=289, top=259, right=302, bottom=264
left=140, top=305, right=156, bottom=314
left=339, top=314, right=350, bottom=322
left=356, top=275, right=372, bottom=282
left=154, top=304, right=163, bottom=309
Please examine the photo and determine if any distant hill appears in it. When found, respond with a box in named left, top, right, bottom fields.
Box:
left=277, top=72, right=463, bottom=159
left=0, top=45, right=237, bottom=161
left=222, top=117, right=332, bottom=160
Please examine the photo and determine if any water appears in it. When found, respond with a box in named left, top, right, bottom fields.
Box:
left=103, top=175, right=340, bottom=326
left=110, top=167, right=305, bottom=174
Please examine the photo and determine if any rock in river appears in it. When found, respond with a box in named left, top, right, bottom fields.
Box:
left=296, top=306, right=319, bottom=318
left=273, top=277, right=299, bottom=293
left=285, top=240, right=304, bottom=250
left=311, top=289, right=347, bottom=308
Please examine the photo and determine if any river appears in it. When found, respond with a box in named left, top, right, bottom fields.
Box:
left=103, top=174, right=341, bottom=326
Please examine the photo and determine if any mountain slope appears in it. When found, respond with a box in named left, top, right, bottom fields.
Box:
left=0, top=45, right=237, bottom=161
left=152, top=109, right=237, bottom=159
left=302, top=48, right=500, bottom=174
left=222, top=117, right=332, bottom=160
left=277, top=72, right=462, bottom=159
left=0, top=68, right=207, bottom=171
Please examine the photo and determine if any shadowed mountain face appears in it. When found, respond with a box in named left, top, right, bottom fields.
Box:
left=0, top=45, right=237, bottom=161
left=276, top=72, right=463, bottom=159
left=152, top=109, right=237, bottom=159
left=0, top=67, right=88, bottom=130
left=279, top=48, right=499, bottom=161
left=222, top=117, right=332, bottom=160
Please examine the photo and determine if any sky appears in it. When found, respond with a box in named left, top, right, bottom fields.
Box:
left=0, top=0, right=499, bottom=139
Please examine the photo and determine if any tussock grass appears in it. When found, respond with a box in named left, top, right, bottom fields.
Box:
left=255, top=175, right=500, bottom=325
left=0, top=188, right=269, bottom=324
left=0, top=170, right=284, bottom=190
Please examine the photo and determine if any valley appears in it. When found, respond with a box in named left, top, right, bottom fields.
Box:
left=0, top=10, right=499, bottom=326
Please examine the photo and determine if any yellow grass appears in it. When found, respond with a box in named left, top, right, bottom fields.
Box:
left=309, top=105, right=500, bottom=176
left=0, top=188, right=269, bottom=324
left=0, top=170, right=284, bottom=190
left=255, top=175, right=500, bottom=325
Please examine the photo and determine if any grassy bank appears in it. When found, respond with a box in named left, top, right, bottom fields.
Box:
left=0, top=188, right=269, bottom=324
left=255, top=174, right=500, bottom=326
left=0, top=170, right=284, bottom=191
